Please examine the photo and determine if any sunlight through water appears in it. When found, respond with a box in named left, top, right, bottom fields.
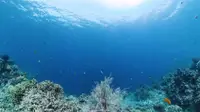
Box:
left=3, top=0, right=188, bottom=26
left=97, top=0, right=145, bottom=9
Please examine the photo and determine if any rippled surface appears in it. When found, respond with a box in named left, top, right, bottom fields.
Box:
left=1, top=0, right=189, bottom=27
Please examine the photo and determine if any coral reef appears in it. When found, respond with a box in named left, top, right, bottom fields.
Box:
left=123, top=86, right=184, bottom=112
left=2, top=55, right=198, bottom=112
left=0, top=55, right=128, bottom=112
left=0, top=55, right=14, bottom=73
left=0, top=85, right=15, bottom=112
left=190, top=58, right=200, bottom=72
left=86, top=77, right=126, bottom=112
left=134, top=85, right=152, bottom=101
left=153, top=104, right=165, bottom=112
left=16, top=81, right=81, bottom=112
left=162, top=68, right=200, bottom=107
left=160, top=58, right=200, bottom=112
left=165, top=105, right=183, bottom=112
left=124, top=88, right=167, bottom=112
left=161, top=68, right=199, bottom=106
left=0, top=55, right=26, bottom=85
left=7, top=79, right=37, bottom=104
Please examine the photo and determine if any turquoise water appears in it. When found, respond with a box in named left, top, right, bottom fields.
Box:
left=0, top=0, right=200, bottom=96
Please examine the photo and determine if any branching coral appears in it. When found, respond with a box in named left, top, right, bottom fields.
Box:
left=87, top=77, right=126, bottom=112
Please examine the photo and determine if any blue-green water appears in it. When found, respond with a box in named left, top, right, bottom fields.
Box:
left=0, top=0, right=200, bottom=96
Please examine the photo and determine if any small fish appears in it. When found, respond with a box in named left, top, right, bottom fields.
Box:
left=180, top=1, right=183, bottom=4
left=83, top=72, right=86, bottom=75
left=38, top=60, right=41, bottom=63
left=164, top=98, right=171, bottom=105
left=149, top=76, right=152, bottom=79
left=100, top=70, right=104, bottom=74
left=195, top=15, right=198, bottom=19
left=34, top=50, right=37, bottom=54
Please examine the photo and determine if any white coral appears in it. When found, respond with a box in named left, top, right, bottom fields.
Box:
left=16, top=81, right=80, bottom=112
left=86, top=77, right=126, bottom=112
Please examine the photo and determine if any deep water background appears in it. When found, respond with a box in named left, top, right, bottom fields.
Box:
left=0, top=0, right=200, bottom=95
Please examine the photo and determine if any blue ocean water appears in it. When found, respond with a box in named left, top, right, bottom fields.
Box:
left=0, top=0, right=200, bottom=95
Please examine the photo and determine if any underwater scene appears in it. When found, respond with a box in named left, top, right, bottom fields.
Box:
left=1, top=0, right=200, bottom=112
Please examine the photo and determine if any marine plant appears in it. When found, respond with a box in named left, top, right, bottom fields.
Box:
left=89, top=77, right=126, bottom=112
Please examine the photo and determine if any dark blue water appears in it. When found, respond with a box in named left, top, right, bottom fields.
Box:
left=0, top=0, right=200, bottom=95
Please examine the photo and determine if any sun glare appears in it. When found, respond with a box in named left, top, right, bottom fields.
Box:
left=27, top=0, right=178, bottom=23
left=98, top=0, right=145, bottom=9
